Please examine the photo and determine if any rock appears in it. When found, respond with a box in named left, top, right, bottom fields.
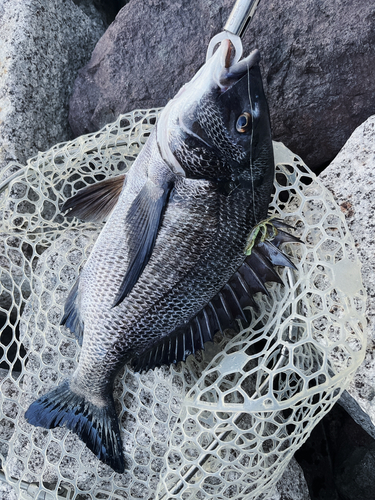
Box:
left=73, top=0, right=128, bottom=27
left=0, top=482, right=17, bottom=500
left=319, top=115, right=375, bottom=426
left=243, top=0, right=375, bottom=172
left=73, top=0, right=109, bottom=29
left=69, top=0, right=375, bottom=172
left=295, top=403, right=375, bottom=500
left=273, top=457, right=311, bottom=500
left=68, top=0, right=234, bottom=135
left=339, top=390, right=375, bottom=442
left=0, top=0, right=106, bottom=171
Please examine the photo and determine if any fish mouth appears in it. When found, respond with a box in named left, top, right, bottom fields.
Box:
left=216, top=40, right=260, bottom=92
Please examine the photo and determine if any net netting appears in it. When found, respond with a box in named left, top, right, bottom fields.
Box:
left=0, top=109, right=366, bottom=500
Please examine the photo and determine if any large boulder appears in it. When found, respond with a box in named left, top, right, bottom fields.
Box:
left=320, top=115, right=375, bottom=426
left=244, top=0, right=375, bottom=172
left=0, top=0, right=106, bottom=171
left=68, top=0, right=234, bottom=135
left=69, top=0, right=375, bottom=172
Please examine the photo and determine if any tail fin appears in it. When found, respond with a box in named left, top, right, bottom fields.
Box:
left=25, top=381, right=125, bottom=473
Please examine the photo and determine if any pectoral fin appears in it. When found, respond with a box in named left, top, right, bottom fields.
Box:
left=61, top=174, right=126, bottom=222
left=112, top=179, right=173, bottom=307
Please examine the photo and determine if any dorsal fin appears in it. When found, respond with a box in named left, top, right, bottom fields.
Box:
left=61, top=174, right=126, bottom=222
left=131, top=221, right=301, bottom=372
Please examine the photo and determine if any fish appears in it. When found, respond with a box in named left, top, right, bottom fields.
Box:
left=25, top=38, right=299, bottom=473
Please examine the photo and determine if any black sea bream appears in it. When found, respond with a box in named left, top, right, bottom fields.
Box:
left=25, top=39, right=297, bottom=472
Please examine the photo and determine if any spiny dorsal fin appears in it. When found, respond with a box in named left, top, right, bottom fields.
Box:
left=131, top=220, right=301, bottom=373
left=61, top=174, right=126, bottom=222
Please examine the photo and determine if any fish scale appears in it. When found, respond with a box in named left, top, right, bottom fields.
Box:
left=122, top=185, right=252, bottom=351
left=25, top=38, right=299, bottom=473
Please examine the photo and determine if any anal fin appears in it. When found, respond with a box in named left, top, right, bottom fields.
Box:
left=60, top=280, right=84, bottom=346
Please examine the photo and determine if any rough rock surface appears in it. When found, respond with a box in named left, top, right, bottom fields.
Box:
left=320, top=115, right=375, bottom=426
left=0, top=482, right=17, bottom=500
left=0, top=0, right=106, bottom=171
left=273, top=457, right=311, bottom=500
left=68, top=0, right=235, bottom=135
left=69, top=0, right=375, bottom=172
left=243, top=0, right=375, bottom=172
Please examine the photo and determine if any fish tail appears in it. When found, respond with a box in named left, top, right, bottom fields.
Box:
left=25, top=381, right=125, bottom=473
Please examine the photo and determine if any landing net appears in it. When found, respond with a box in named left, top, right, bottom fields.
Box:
left=0, top=109, right=366, bottom=499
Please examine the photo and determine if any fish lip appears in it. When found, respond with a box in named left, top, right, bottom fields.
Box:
left=227, top=48, right=261, bottom=78
left=221, top=38, right=235, bottom=69
left=218, top=45, right=261, bottom=91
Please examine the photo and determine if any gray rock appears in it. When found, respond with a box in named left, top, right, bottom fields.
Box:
left=243, top=0, right=375, bottom=172
left=0, top=0, right=106, bottom=171
left=339, top=390, right=375, bottom=442
left=69, top=0, right=375, bottom=172
left=319, top=114, right=375, bottom=427
left=68, top=0, right=234, bottom=135
left=0, top=481, right=17, bottom=500
left=273, top=457, right=311, bottom=500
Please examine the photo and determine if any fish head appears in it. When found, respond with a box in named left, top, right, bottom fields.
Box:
left=157, top=37, right=274, bottom=205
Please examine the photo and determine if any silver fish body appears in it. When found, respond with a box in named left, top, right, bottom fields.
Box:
left=25, top=39, right=288, bottom=473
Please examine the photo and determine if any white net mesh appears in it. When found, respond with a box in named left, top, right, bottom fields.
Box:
left=0, top=109, right=366, bottom=500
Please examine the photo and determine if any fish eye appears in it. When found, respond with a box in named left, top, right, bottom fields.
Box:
left=236, top=112, right=251, bottom=133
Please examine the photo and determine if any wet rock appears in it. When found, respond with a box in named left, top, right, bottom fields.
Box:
left=319, top=115, right=375, bottom=426
left=0, top=0, right=106, bottom=172
left=69, top=0, right=375, bottom=172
